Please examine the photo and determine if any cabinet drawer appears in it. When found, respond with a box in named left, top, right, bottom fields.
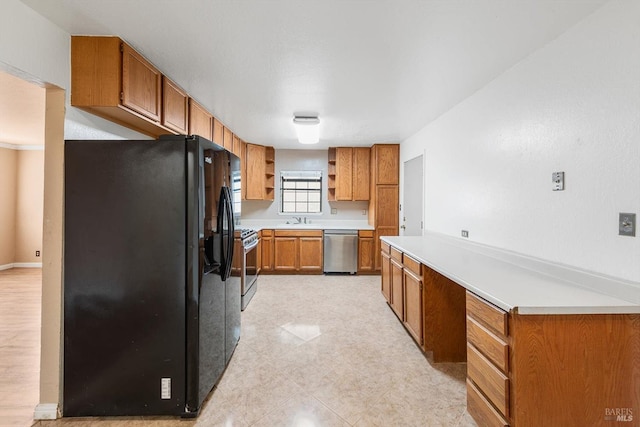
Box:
left=390, top=247, right=403, bottom=263
left=359, top=229, right=374, bottom=238
left=467, top=379, right=509, bottom=427
left=467, top=316, right=509, bottom=373
left=261, top=229, right=274, bottom=237
left=466, top=292, right=508, bottom=337
left=274, top=230, right=322, bottom=237
left=381, top=241, right=390, bottom=254
left=403, top=254, right=421, bottom=276
left=467, top=344, right=509, bottom=418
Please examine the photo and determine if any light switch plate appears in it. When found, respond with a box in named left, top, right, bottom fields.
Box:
left=552, top=172, right=565, bottom=191
left=461, top=230, right=469, bottom=238
left=619, top=213, right=636, bottom=237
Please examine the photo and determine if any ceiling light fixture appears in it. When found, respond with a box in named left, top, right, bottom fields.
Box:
left=293, top=116, right=320, bottom=144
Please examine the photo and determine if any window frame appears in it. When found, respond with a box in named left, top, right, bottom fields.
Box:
left=279, top=170, right=323, bottom=215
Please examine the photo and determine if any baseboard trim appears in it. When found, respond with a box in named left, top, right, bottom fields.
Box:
left=0, top=263, right=13, bottom=271
left=34, top=403, right=59, bottom=420
left=13, top=262, right=43, bottom=268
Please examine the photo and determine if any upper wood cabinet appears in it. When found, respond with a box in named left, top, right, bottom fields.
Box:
left=71, top=36, right=175, bottom=137
left=372, top=144, right=399, bottom=185
left=213, top=118, right=224, bottom=147
left=245, top=143, right=275, bottom=201
left=188, top=99, right=213, bottom=140
left=121, top=43, right=162, bottom=122
left=328, top=147, right=370, bottom=201
left=223, top=127, right=234, bottom=152
left=232, top=135, right=241, bottom=157
left=162, top=77, right=188, bottom=134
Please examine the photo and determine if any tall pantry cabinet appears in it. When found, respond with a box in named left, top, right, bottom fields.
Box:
left=368, top=144, right=400, bottom=271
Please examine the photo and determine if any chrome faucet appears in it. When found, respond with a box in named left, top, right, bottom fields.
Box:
left=293, top=216, right=302, bottom=224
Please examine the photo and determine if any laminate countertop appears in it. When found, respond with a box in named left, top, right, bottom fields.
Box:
left=382, top=233, right=640, bottom=315
left=239, top=220, right=374, bottom=231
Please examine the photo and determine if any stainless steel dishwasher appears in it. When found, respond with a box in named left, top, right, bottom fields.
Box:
left=323, top=229, right=358, bottom=274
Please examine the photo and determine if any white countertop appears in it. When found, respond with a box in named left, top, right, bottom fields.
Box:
left=382, top=233, right=640, bottom=315
left=239, top=219, right=374, bottom=231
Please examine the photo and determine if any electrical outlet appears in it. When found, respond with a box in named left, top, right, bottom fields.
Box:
left=461, top=230, right=469, bottom=238
left=619, top=213, right=636, bottom=237
left=552, top=172, right=565, bottom=191
left=362, top=210, right=367, bottom=215
left=331, top=208, right=337, bottom=215
left=35, top=250, right=40, bottom=257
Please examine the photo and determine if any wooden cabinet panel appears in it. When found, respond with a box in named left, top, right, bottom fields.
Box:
left=275, top=230, right=322, bottom=237
left=223, top=127, right=233, bottom=152
left=233, top=135, right=241, bottom=157
left=299, top=237, right=323, bottom=272
left=374, top=144, right=399, bottom=185
left=261, top=233, right=274, bottom=272
left=466, top=380, right=509, bottom=427
left=329, top=147, right=370, bottom=201
left=246, top=143, right=266, bottom=200
left=467, top=344, right=509, bottom=418
left=274, top=237, right=297, bottom=271
left=213, top=118, right=224, bottom=147
left=162, top=77, right=188, bottom=134
left=466, top=292, right=508, bottom=337
left=467, top=316, right=509, bottom=373
left=357, top=234, right=374, bottom=272
left=381, top=250, right=391, bottom=302
left=335, top=147, right=353, bottom=200
left=121, top=43, right=162, bottom=122
left=71, top=36, right=175, bottom=138
left=403, top=268, right=423, bottom=345
left=240, top=140, right=247, bottom=200
left=353, top=147, right=370, bottom=200
left=390, top=258, right=404, bottom=320
left=188, top=99, right=213, bottom=139
left=376, top=185, right=399, bottom=228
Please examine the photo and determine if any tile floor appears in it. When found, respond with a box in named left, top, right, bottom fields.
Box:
left=2, top=270, right=477, bottom=426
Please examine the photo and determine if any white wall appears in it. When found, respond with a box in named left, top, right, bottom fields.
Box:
left=401, top=0, right=640, bottom=282
left=241, top=149, right=369, bottom=222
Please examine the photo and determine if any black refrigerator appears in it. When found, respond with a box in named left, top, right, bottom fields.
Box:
left=63, top=135, right=241, bottom=417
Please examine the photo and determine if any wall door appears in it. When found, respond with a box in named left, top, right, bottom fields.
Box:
left=402, top=155, right=423, bottom=236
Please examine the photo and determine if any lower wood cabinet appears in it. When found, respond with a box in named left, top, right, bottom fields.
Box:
left=390, top=256, right=404, bottom=320
left=380, top=243, right=391, bottom=302
left=271, top=230, right=323, bottom=274
left=357, top=230, right=375, bottom=273
left=402, top=255, right=423, bottom=346
left=260, top=229, right=274, bottom=272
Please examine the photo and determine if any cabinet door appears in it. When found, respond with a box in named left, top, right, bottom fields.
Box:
left=261, top=236, right=274, bottom=271
left=121, top=43, right=162, bottom=122
left=233, top=135, right=241, bottom=157
left=223, top=127, right=233, bottom=152
left=188, top=99, right=213, bottom=139
left=353, top=147, right=370, bottom=200
left=358, top=236, right=374, bottom=272
left=213, top=118, right=224, bottom=147
left=335, top=147, right=353, bottom=200
left=403, top=268, right=423, bottom=345
left=162, top=77, right=188, bottom=134
left=381, top=250, right=391, bottom=302
left=375, top=144, right=399, bottom=185
left=245, top=143, right=266, bottom=200
left=274, top=237, right=297, bottom=271
left=390, top=258, right=404, bottom=320
left=299, top=237, right=323, bottom=272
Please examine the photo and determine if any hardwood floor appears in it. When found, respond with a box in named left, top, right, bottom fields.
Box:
left=0, top=268, right=41, bottom=427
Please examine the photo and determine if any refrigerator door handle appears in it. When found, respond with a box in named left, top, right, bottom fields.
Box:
left=216, top=187, right=228, bottom=280
left=224, top=187, right=235, bottom=280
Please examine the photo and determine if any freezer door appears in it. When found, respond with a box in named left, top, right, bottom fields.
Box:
left=63, top=140, right=186, bottom=416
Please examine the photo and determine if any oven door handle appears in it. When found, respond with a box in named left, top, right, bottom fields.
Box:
left=244, top=238, right=260, bottom=252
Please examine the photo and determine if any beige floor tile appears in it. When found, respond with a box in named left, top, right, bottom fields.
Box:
left=6, top=271, right=477, bottom=427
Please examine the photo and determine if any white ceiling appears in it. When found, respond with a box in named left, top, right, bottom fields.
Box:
left=13, top=0, right=607, bottom=149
